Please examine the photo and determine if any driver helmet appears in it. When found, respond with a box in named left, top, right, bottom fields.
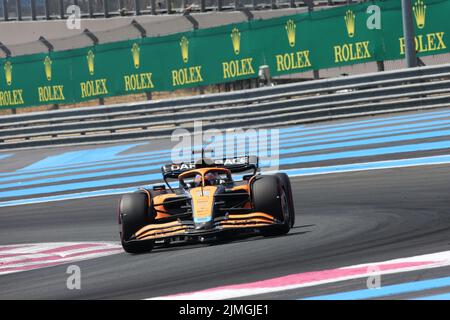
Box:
left=194, top=174, right=202, bottom=187
left=204, top=171, right=219, bottom=186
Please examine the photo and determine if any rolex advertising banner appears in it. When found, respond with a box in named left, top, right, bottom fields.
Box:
left=0, top=0, right=449, bottom=109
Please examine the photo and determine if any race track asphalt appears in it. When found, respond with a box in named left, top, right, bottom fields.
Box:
left=0, top=164, right=449, bottom=299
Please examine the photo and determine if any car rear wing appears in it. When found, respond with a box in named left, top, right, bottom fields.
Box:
left=161, top=155, right=259, bottom=179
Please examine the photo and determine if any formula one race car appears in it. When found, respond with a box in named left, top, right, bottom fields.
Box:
left=118, top=154, right=295, bottom=253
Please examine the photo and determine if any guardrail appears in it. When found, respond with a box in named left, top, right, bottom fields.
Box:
left=1, top=0, right=347, bottom=22
left=1, top=63, right=450, bottom=150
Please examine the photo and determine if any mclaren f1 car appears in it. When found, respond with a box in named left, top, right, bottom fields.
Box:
left=118, top=155, right=295, bottom=253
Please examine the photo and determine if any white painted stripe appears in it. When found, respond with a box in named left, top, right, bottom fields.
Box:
left=0, top=243, right=35, bottom=253
left=0, top=243, right=114, bottom=263
left=339, top=251, right=450, bottom=269
left=0, top=250, right=122, bottom=272
left=147, top=250, right=450, bottom=300
left=0, top=242, right=123, bottom=276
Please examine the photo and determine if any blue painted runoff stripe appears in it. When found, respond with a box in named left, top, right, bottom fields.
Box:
left=303, top=276, right=450, bottom=300
left=2, top=134, right=450, bottom=193
left=275, top=140, right=450, bottom=166
left=2, top=108, right=450, bottom=181
left=0, top=163, right=162, bottom=190
left=0, top=187, right=140, bottom=207
left=413, top=293, right=450, bottom=300
left=275, top=154, right=450, bottom=177
left=277, top=108, right=450, bottom=135
left=8, top=108, right=450, bottom=177
left=11, top=146, right=170, bottom=175
left=0, top=153, right=12, bottom=160
left=1, top=153, right=450, bottom=207
left=281, top=120, right=450, bottom=146
left=2, top=121, right=450, bottom=188
left=0, top=155, right=167, bottom=184
left=0, top=182, right=179, bottom=207
left=19, top=143, right=145, bottom=171
left=279, top=109, right=450, bottom=139
left=1, top=140, right=450, bottom=199
left=2, top=120, right=450, bottom=187
left=1, top=109, right=450, bottom=199
left=0, top=149, right=171, bottom=181
left=280, top=127, right=450, bottom=154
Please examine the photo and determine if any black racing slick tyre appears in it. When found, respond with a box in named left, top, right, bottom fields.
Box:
left=119, top=192, right=154, bottom=254
left=251, top=175, right=291, bottom=236
left=275, top=173, right=295, bottom=227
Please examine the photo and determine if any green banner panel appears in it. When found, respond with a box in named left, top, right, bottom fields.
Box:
left=0, top=0, right=449, bottom=109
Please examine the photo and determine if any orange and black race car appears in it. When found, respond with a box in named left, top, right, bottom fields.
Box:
left=118, top=154, right=295, bottom=253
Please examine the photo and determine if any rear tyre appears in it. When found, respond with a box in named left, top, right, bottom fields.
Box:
left=275, top=173, right=295, bottom=227
left=251, top=175, right=291, bottom=237
left=119, top=192, right=155, bottom=254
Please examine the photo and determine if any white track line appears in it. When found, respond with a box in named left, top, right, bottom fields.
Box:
left=0, top=242, right=123, bottom=276
left=148, top=250, right=450, bottom=300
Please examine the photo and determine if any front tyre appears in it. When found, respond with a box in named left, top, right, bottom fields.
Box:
left=275, top=173, right=295, bottom=227
left=251, top=175, right=291, bottom=237
left=119, top=192, right=154, bottom=254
